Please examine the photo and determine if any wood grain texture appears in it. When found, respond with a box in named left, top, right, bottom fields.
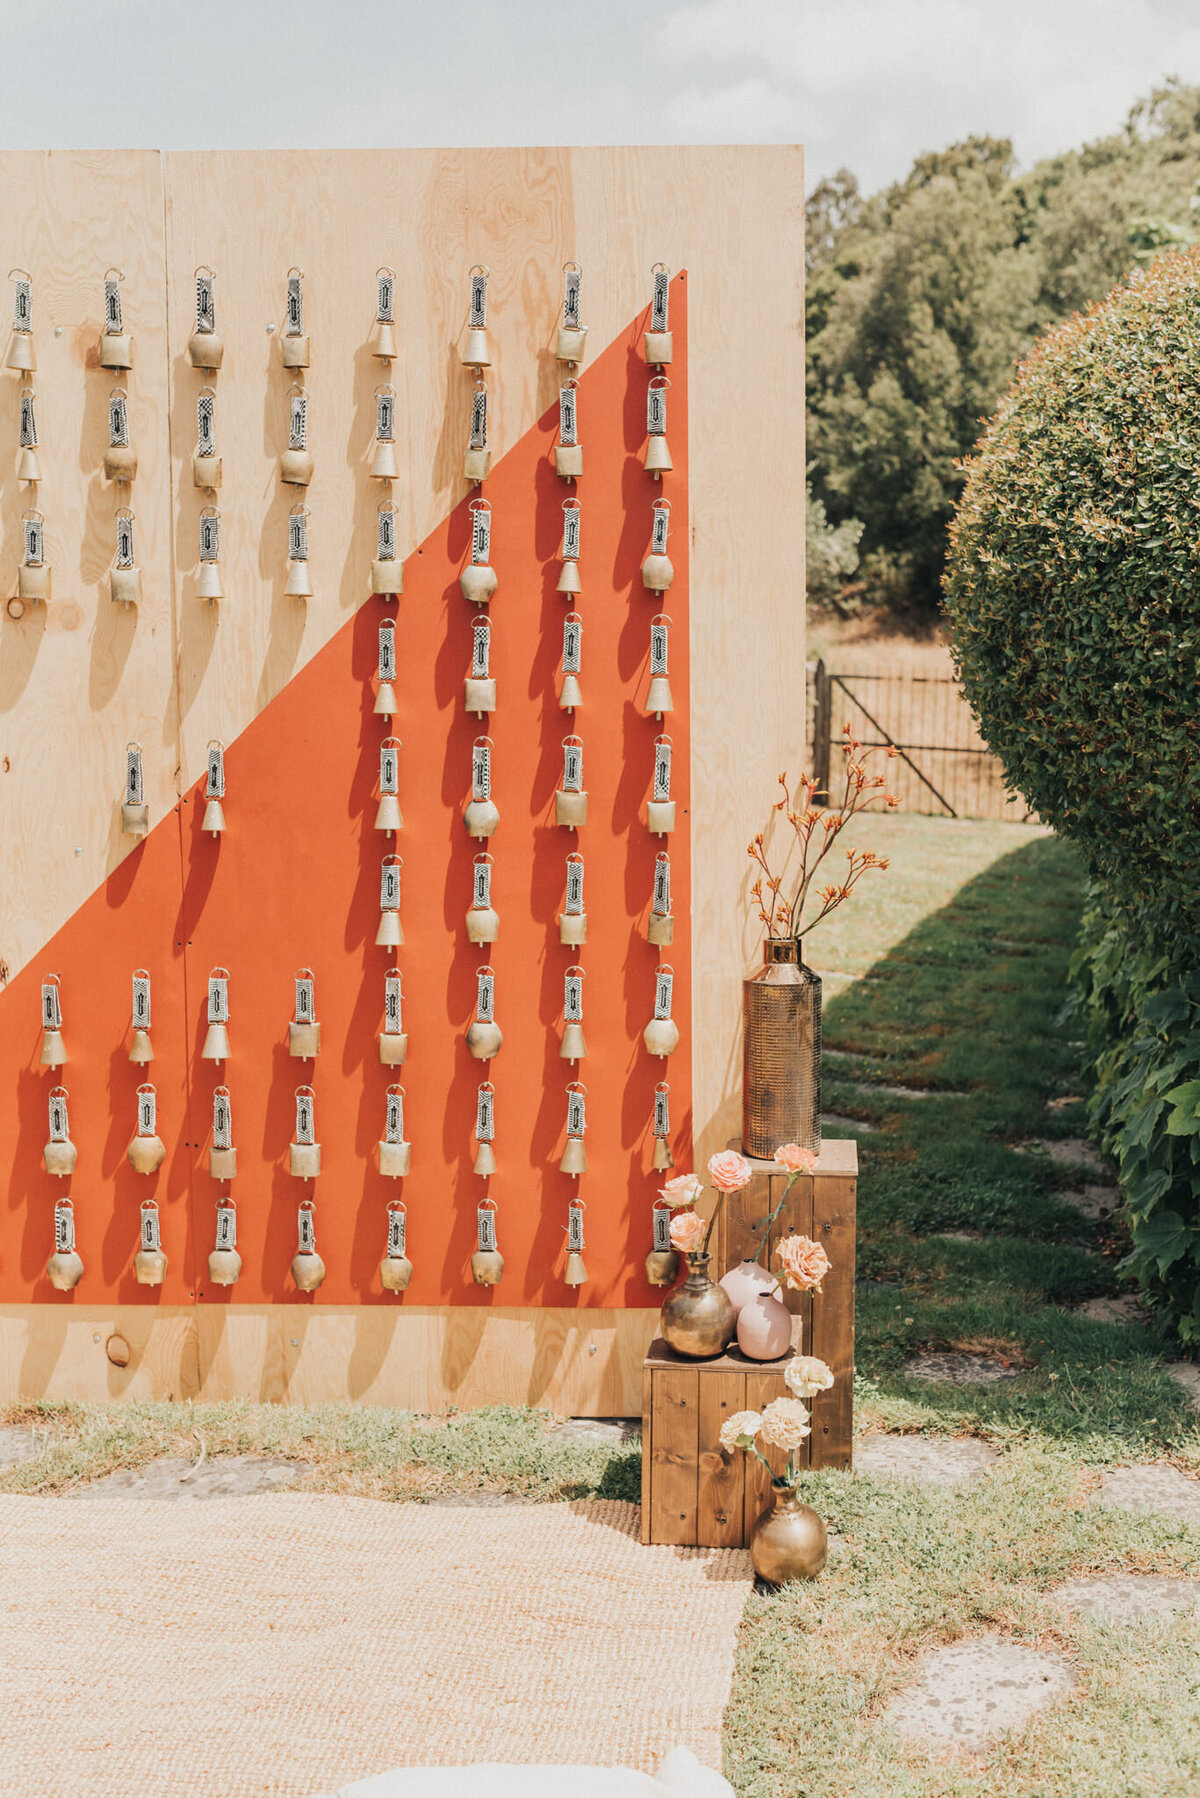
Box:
left=810, top=1162, right=857, bottom=1469
left=650, top=1364, right=700, bottom=1545
left=697, top=1364, right=745, bottom=1548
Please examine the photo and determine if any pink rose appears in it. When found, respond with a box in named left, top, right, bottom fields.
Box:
left=669, top=1210, right=707, bottom=1254
left=773, top=1143, right=817, bottom=1176
left=707, top=1150, right=753, bottom=1192
left=776, top=1233, right=831, bottom=1292
left=659, top=1173, right=703, bottom=1210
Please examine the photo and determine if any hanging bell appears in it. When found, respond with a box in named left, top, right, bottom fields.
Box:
left=462, top=325, right=490, bottom=370
left=193, top=452, right=222, bottom=489
left=564, top=1250, right=588, bottom=1287
left=203, top=796, right=225, bottom=836
left=104, top=443, right=138, bottom=484
left=188, top=329, right=222, bottom=370
left=210, top=1144, right=237, bottom=1180
left=375, top=793, right=403, bottom=834
left=6, top=331, right=34, bottom=373
left=464, top=443, right=492, bottom=482
left=648, top=911, right=674, bottom=947
left=644, top=434, right=673, bottom=476
left=555, top=443, right=583, bottom=480
left=643, top=1017, right=680, bottom=1058
left=555, top=789, right=588, bottom=829
left=371, top=558, right=403, bottom=597
left=288, top=1024, right=321, bottom=1061
left=647, top=799, right=677, bottom=835
left=201, top=1021, right=229, bottom=1062
left=471, top=1246, right=504, bottom=1286
left=129, top=1028, right=154, bottom=1065
left=128, top=1132, right=166, bottom=1175
left=290, top=1140, right=321, bottom=1180
left=379, top=1029, right=408, bottom=1066
left=473, top=1141, right=497, bottom=1177
left=40, top=1028, right=66, bottom=1069
left=557, top=328, right=587, bottom=364
left=291, top=1248, right=326, bottom=1292
left=646, top=675, right=674, bottom=718
left=378, top=1139, right=412, bottom=1179
left=642, top=548, right=675, bottom=592
left=282, top=336, right=310, bottom=371
left=371, top=438, right=399, bottom=480
left=281, top=447, right=314, bottom=487
left=197, top=560, right=223, bottom=602
left=652, top=1135, right=675, bottom=1171
left=380, top=1252, right=413, bottom=1292
left=376, top=911, right=403, bottom=948
left=466, top=905, right=499, bottom=945
left=466, top=1020, right=503, bottom=1060
left=122, top=801, right=149, bottom=838
left=18, top=562, right=50, bottom=603
left=43, top=1138, right=76, bottom=1179
left=460, top=562, right=498, bottom=606
left=17, top=446, right=40, bottom=484
left=99, top=333, right=133, bottom=372
left=373, top=319, right=397, bottom=361
left=463, top=797, right=500, bottom=839
left=560, top=1022, right=587, bottom=1062
left=110, top=567, right=141, bottom=606
left=374, top=680, right=397, bottom=718
left=644, top=327, right=673, bottom=366
left=560, top=1136, right=588, bottom=1176
left=286, top=556, right=313, bottom=599
left=556, top=560, right=581, bottom=596
left=559, top=911, right=587, bottom=947
left=134, top=1245, right=168, bottom=1287
left=645, top=1247, right=680, bottom=1287
left=466, top=680, right=496, bottom=719
left=47, top=1246, right=84, bottom=1291
left=209, top=1242, right=242, bottom=1285
left=559, top=673, right=582, bottom=712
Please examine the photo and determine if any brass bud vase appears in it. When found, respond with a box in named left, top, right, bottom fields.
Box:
left=742, top=937, right=821, bottom=1159
left=750, top=1483, right=828, bottom=1585
left=659, top=1252, right=734, bottom=1359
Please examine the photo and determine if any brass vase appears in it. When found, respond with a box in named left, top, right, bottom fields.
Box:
left=742, top=937, right=821, bottom=1159
left=750, top=1483, right=828, bottom=1584
left=659, top=1252, right=734, bottom=1359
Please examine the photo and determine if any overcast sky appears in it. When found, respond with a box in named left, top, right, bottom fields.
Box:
left=8, top=0, right=1200, bottom=195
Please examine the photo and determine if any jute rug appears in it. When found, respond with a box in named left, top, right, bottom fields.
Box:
left=0, top=1495, right=751, bottom=1797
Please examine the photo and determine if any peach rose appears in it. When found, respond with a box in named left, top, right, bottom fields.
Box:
left=776, top=1233, right=831, bottom=1293
left=707, top=1150, right=753, bottom=1192
left=785, top=1356, right=834, bottom=1399
left=718, top=1410, right=762, bottom=1454
left=773, top=1143, right=817, bottom=1176
left=668, top=1209, right=707, bottom=1254
left=659, top=1173, right=703, bottom=1210
left=758, top=1396, right=811, bottom=1451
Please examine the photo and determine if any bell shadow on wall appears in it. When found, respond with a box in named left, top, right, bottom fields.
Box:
left=82, top=367, right=138, bottom=713
left=255, top=337, right=307, bottom=718
left=431, top=339, right=478, bottom=506
left=339, top=340, right=387, bottom=615
left=262, top=1038, right=311, bottom=1303
left=171, top=349, right=221, bottom=726
left=14, top=1059, right=55, bottom=1287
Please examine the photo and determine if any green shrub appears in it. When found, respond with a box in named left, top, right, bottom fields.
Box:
left=945, top=250, right=1200, bottom=1338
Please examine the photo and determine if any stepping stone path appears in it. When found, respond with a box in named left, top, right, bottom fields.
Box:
left=1059, top=1186, right=1118, bottom=1220
left=1099, top=1464, right=1200, bottom=1522
left=906, top=1351, right=1019, bottom=1386
left=0, top=1426, right=40, bottom=1468
left=68, top=1455, right=309, bottom=1500
left=856, top=1432, right=997, bottom=1488
left=821, top=1112, right=878, bottom=1134
left=854, top=1082, right=969, bottom=1102
left=550, top=1417, right=641, bottom=1446
left=1166, top=1363, right=1200, bottom=1409
left=1076, top=1294, right=1149, bottom=1325
left=885, top=1632, right=1074, bottom=1746
left=1017, top=1137, right=1113, bottom=1178
left=1057, top=1574, right=1200, bottom=1623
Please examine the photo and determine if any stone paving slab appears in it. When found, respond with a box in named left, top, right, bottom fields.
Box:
left=1057, top=1573, right=1200, bottom=1623
left=905, top=1351, right=1019, bottom=1386
left=1016, top=1137, right=1115, bottom=1181
left=66, top=1455, right=310, bottom=1500
left=856, top=1432, right=998, bottom=1489
left=884, top=1632, right=1074, bottom=1746
left=0, top=1427, right=40, bottom=1468
left=1059, top=1185, right=1118, bottom=1219
left=1076, top=1293, right=1150, bottom=1325
left=1099, top=1464, right=1200, bottom=1522
left=1166, top=1363, right=1200, bottom=1409
left=551, top=1418, right=641, bottom=1446
left=821, top=1113, right=878, bottom=1133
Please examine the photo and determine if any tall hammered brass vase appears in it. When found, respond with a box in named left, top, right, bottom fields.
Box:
left=659, top=1252, right=735, bottom=1359
left=750, top=1483, right=828, bottom=1584
left=742, top=938, right=821, bottom=1159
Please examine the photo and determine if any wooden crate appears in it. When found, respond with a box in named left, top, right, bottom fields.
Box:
left=642, top=1138, right=856, bottom=1547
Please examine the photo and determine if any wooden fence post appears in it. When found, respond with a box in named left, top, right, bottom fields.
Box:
left=811, top=658, right=831, bottom=800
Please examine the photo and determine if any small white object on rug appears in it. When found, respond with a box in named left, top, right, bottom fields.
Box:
left=323, top=1747, right=733, bottom=1797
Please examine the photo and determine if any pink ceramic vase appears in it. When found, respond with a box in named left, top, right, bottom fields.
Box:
left=737, top=1290, right=793, bottom=1361
left=719, top=1257, right=779, bottom=1319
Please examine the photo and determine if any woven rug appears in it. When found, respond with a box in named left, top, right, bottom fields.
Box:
left=0, top=1495, right=751, bottom=1797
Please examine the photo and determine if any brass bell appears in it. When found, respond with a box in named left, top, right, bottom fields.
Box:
left=374, top=680, right=397, bottom=718
left=134, top=1249, right=168, bottom=1286
left=379, top=1030, right=408, bottom=1066
left=104, top=443, right=138, bottom=484
left=463, top=798, right=500, bottom=839
left=559, top=673, right=582, bottom=712
left=652, top=1135, right=675, bottom=1171
left=645, top=1247, right=680, bottom=1287
left=209, top=1244, right=242, bottom=1285
left=40, top=1028, right=66, bottom=1069
left=122, top=801, right=149, bottom=838
left=373, top=320, right=397, bottom=361
left=43, top=1139, right=76, bottom=1178
left=643, top=1017, right=680, bottom=1058
left=555, top=788, right=588, bottom=829
left=460, top=562, right=498, bottom=605
left=6, top=332, right=34, bottom=373
left=188, top=321, right=222, bottom=369
left=646, top=675, right=674, bottom=717
left=642, top=550, right=674, bottom=592
left=644, top=330, right=673, bottom=366
left=19, top=563, right=50, bottom=603
left=462, top=326, right=490, bottom=370
left=47, top=1248, right=84, bottom=1291
left=202, top=1021, right=229, bottom=1062
left=110, top=566, right=141, bottom=606
left=128, top=1132, right=166, bottom=1175
left=190, top=270, right=220, bottom=367
left=282, top=334, right=310, bottom=370
left=647, top=912, right=674, bottom=947
left=17, top=446, right=40, bottom=484
left=559, top=911, right=587, bottom=947
left=291, top=1249, right=326, bottom=1292
left=473, top=1141, right=497, bottom=1177
left=290, top=1141, right=321, bottom=1180
left=129, top=1028, right=154, bottom=1065
left=466, top=905, right=499, bottom=945
left=99, top=334, right=133, bottom=371
left=563, top=1250, right=587, bottom=1287
left=465, top=677, right=496, bottom=716
left=380, top=1253, right=413, bottom=1292
left=557, top=327, right=587, bottom=364
left=193, top=452, right=222, bottom=489
left=376, top=793, right=403, bottom=834
left=281, top=447, right=313, bottom=487
left=197, top=560, right=223, bottom=602
left=288, top=1022, right=321, bottom=1060
left=286, top=557, right=313, bottom=599
left=471, top=1246, right=504, bottom=1286
left=556, top=560, right=581, bottom=595
left=376, top=910, right=403, bottom=948
left=371, top=559, right=403, bottom=597
left=464, top=444, right=492, bottom=482
left=203, top=797, right=225, bottom=836
left=560, top=1021, right=587, bottom=1061
left=647, top=800, right=677, bottom=835
left=644, top=434, right=673, bottom=476
left=560, top=1136, right=588, bottom=1176
left=378, top=1139, right=412, bottom=1179
left=466, top=1020, right=503, bottom=1060
left=371, top=439, right=399, bottom=480
left=209, top=1145, right=237, bottom=1180
left=555, top=443, right=583, bottom=480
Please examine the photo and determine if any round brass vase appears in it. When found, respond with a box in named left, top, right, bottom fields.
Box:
left=750, top=1484, right=828, bottom=1585
left=659, top=1252, right=734, bottom=1359
left=742, top=938, right=821, bottom=1160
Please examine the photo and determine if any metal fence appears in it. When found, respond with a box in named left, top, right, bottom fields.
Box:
left=809, top=662, right=1032, bottom=822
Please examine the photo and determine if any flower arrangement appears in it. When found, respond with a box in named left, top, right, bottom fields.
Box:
left=661, top=1151, right=754, bottom=1259
left=719, top=1355, right=836, bottom=1488
left=748, top=727, right=897, bottom=944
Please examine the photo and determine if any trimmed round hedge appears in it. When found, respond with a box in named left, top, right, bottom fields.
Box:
left=945, top=250, right=1200, bottom=941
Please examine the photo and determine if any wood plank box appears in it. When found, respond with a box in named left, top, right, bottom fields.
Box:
left=641, top=1139, right=856, bottom=1548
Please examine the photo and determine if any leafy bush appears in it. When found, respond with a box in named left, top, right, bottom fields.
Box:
left=946, top=249, right=1200, bottom=1338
